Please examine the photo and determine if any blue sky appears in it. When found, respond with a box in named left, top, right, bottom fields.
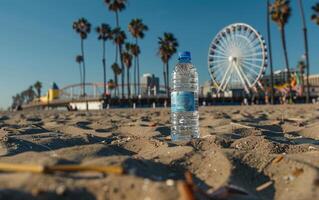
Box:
left=0, top=0, right=319, bottom=108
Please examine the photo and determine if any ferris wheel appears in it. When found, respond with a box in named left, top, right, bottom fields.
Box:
left=208, top=23, right=267, bottom=94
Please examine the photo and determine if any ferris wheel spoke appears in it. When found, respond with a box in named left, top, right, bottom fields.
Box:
left=215, top=70, right=226, bottom=83
left=210, top=63, right=229, bottom=80
left=222, top=30, right=235, bottom=50
left=243, top=31, right=253, bottom=44
left=218, top=35, right=229, bottom=53
left=242, top=39, right=257, bottom=56
left=209, top=63, right=228, bottom=75
left=236, top=35, right=248, bottom=50
left=237, top=34, right=256, bottom=56
left=209, top=59, right=229, bottom=65
left=213, top=64, right=228, bottom=75
left=209, top=59, right=228, bottom=67
left=239, top=64, right=256, bottom=84
left=209, top=54, right=229, bottom=60
left=231, top=28, right=241, bottom=48
left=217, top=44, right=228, bottom=54
left=240, top=44, right=261, bottom=56
left=242, top=68, right=261, bottom=78
left=227, top=31, right=237, bottom=50
left=213, top=61, right=229, bottom=75
left=240, top=59, right=263, bottom=71
left=218, top=33, right=232, bottom=51
left=239, top=65, right=260, bottom=81
left=217, top=36, right=229, bottom=52
left=241, top=57, right=264, bottom=62
left=250, top=40, right=264, bottom=52
left=239, top=62, right=262, bottom=81
left=234, top=34, right=243, bottom=49
left=210, top=49, right=228, bottom=57
left=241, top=67, right=258, bottom=86
left=240, top=51, right=264, bottom=58
left=243, top=32, right=261, bottom=52
left=228, top=29, right=237, bottom=47
left=246, top=42, right=263, bottom=55
left=211, top=40, right=228, bottom=54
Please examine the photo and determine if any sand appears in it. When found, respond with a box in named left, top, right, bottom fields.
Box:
left=0, top=104, right=318, bottom=200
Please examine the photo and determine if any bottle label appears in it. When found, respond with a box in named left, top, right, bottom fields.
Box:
left=171, top=91, right=195, bottom=112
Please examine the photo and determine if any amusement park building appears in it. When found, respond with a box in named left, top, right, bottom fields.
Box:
left=308, top=74, right=319, bottom=97
left=261, top=69, right=292, bottom=87
left=140, top=73, right=160, bottom=95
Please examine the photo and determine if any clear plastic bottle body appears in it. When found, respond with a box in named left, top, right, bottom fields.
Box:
left=171, top=59, right=199, bottom=141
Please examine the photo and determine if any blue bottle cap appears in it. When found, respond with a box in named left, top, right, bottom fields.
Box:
left=178, top=51, right=191, bottom=60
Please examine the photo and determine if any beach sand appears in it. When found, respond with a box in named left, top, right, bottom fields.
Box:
left=0, top=104, right=318, bottom=200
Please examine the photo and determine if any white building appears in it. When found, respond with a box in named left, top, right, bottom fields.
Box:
left=141, top=73, right=160, bottom=96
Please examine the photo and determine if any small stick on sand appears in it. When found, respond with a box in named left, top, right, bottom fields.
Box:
left=271, top=155, right=284, bottom=164
left=230, top=122, right=254, bottom=129
left=0, top=163, right=123, bottom=175
left=256, top=180, right=273, bottom=192
left=286, top=118, right=304, bottom=122
left=0, top=163, right=45, bottom=173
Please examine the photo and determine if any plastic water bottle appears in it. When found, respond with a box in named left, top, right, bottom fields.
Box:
left=171, top=51, right=199, bottom=141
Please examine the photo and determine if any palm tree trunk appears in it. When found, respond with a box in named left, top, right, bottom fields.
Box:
left=163, top=63, right=167, bottom=96
left=127, top=67, right=131, bottom=98
left=115, top=10, right=120, bottom=98
left=267, top=0, right=275, bottom=104
left=166, top=61, right=170, bottom=97
left=115, top=11, right=119, bottom=28
left=102, top=40, right=107, bottom=99
left=280, top=26, right=292, bottom=102
left=115, top=44, right=119, bottom=63
left=37, top=89, right=41, bottom=98
left=298, top=0, right=310, bottom=103
left=81, top=38, right=86, bottom=97
left=119, top=44, right=125, bottom=99
left=299, top=66, right=304, bottom=96
left=81, top=38, right=88, bottom=110
left=114, top=74, right=118, bottom=97
left=137, top=55, right=141, bottom=96
left=133, top=56, right=137, bottom=96
left=136, top=38, right=141, bottom=96
left=78, top=63, right=83, bottom=95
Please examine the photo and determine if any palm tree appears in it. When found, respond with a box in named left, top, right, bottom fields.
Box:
left=96, top=23, right=113, bottom=98
left=128, top=19, right=148, bottom=95
left=72, top=18, right=91, bottom=97
left=122, top=46, right=133, bottom=98
left=22, top=86, right=36, bottom=104
left=112, top=27, right=126, bottom=98
left=298, top=0, right=310, bottom=103
left=158, top=32, right=179, bottom=96
left=20, top=91, right=26, bottom=104
left=108, top=79, right=116, bottom=95
left=125, top=43, right=140, bottom=95
left=104, top=0, right=127, bottom=97
left=104, top=0, right=127, bottom=28
left=311, top=3, right=319, bottom=24
left=34, top=81, right=42, bottom=98
left=11, top=94, right=21, bottom=109
left=111, top=62, right=122, bottom=97
left=297, top=59, right=306, bottom=96
left=75, top=55, right=83, bottom=94
left=270, top=0, right=292, bottom=102
left=267, top=0, right=275, bottom=104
